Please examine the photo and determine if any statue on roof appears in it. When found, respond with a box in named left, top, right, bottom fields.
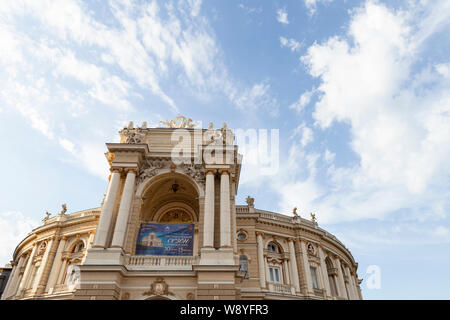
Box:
left=159, top=116, right=198, bottom=128
left=246, top=196, right=254, bottom=207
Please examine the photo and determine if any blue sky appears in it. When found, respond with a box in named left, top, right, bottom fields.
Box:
left=0, top=0, right=449, bottom=299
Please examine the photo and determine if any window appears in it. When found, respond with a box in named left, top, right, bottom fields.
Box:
left=267, top=242, right=280, bottom=254
left=310, top=267, right=319, bottom=289
left=237, top=231, right=247, bottom=241
left=239, top=255, right=249, bottom=279
left=73, top=241, right=85, bottom=253
left=269, top=266, right=281, bottom=283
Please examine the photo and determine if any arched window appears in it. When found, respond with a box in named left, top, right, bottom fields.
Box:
left=72, top=241, right=85, bottom=253
left=267, top=242, right=281, bottom=254
left=239, top=255, right=249, bottom=279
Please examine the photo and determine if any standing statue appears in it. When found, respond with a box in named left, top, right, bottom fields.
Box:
left=245, top=196, right=255, bottom=207
left=310, top=212, right=317, bottom=225
left=43, top=211, right=51, bottom=221
left=59, top=203, right=67, bottom=215
left=293, top=207, right=299, bottom=217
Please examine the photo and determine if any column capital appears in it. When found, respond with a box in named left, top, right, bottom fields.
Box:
left=218, top=168, right=230, bottom=175
left=110, top=167, right=123, bottom=173
left=60, top=236, right=67, bottom=241
left=124, top=167, right=138, bottom=174
left=287, top=237, right=296, bottom=242
left=255, top=231, right=264, bottom=237
left=205, top=168, right=217, bottom=175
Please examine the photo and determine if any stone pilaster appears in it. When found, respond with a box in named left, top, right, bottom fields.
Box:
left=256, top=232, right=266, bottom=288
left=287, top=238, right=300, bottom=292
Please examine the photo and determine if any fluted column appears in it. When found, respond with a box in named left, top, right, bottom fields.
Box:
left=45, top=236, right=67, bottom=293
left=93, top=169, right=121, bottom=248
left=111, top=168, right=137, bottom=248
left=17, top=243, right=37, bottom=295
left=300, top=240, right=313, bottom=294
left=287, top=238, right=300, bottom=292
left=318, top=247, right=331, bottom=297
left=202, top=170, right=215, bottom=248
left=334, top=257, right=347, bottom=299
left=219, top=169, right=231, bottom=248
left=256, top=232, right=266, bottom=288
left=32, top=237, right=55, bottom=293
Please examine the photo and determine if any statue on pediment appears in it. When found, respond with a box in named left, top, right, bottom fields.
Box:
left=159, top=116, right=198, bottom=128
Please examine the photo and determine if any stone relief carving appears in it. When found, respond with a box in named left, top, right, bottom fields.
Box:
left=180, top=163, right=205, bottom=188
left=137, top=159, right=169, bottom=185
left=137, top=160, right=205, bottom=189
left=122, top=130, right=144, bottom=144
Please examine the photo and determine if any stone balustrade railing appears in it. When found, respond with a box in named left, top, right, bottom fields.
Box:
left=125, top=255, right=198, bottom=270
left=269, top=282, right=292, bottom=294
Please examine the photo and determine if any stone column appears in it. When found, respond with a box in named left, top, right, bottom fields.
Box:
left=2, top=255, right=25, bottom=299
left=318, top=247, right=331, bottom=297
left=256, top=232, right=266, bottom=288
left=264, top=254, right=270, bottom=285
left=344, top=266, right=356, bottom=299
left=287, top=238, right=300, bottom=292
left=111, top=168, right=137, bottom=248
left=231, top=181, right=237, bottom=254
left=202, top=170, right=215, bottom=248
left=17, top=243, right=37, bottom=295
left=283, top=259, right=291, bottom=285
left=86, top=231, right=95, bottom=251
left=56, top=256, right=69, bottom=285
left=32, top=237, right=55, bottom=293
left=300, top=241, right=313, bottom=294
left=45, top=236, right=67, bottom=293
left=219, top=170, right=231, bottom=248
left=334, top=257, right=347, bottom=299
left=351, top=272, right=359, bottom=300
left=93, top=169, right=121, bottom=248
left=193, top=228, right=199, bottom=256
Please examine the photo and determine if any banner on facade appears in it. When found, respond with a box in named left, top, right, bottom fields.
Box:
left=135, top=223, right=194, bottom=256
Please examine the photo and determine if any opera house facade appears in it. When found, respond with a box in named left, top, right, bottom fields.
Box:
left=1, top=118, right=363, bottom=300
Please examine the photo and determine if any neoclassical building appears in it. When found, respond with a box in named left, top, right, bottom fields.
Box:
left=1, top=117, right=362, bottom=300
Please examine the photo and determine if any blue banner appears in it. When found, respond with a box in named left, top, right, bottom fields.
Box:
left=135, top=223, right=194, bottom=256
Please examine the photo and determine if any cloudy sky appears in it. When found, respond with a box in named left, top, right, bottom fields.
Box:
left=1, top=0, right=449, bottom=299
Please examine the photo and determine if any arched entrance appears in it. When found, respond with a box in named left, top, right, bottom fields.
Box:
left=132, top=172, right=200, bottom=257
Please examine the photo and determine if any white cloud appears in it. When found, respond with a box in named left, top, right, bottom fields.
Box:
left=280, top=36, right=303, bottom=52
left=59, top=138, right=76, bottom=154
left=273, top=0, right=450, bottom=225
left=0, top=211, right=38, bottom=266
left=289, top=88, right=315, bottom=112
left=324, top=149, right=335, bottom=163
left=292, top=123, right=314, bottom=147
left=304, top=0, right=334, bottom=16
left=234, top=80, right=279, bottom=116
left=277, top=8, right=289, bottom=24
left=0, top=0, right=265, bottom=181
